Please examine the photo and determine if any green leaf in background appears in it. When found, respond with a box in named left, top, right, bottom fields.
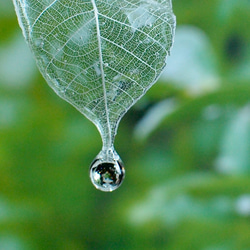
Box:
left=160, top=25, right=219, bottom=95
left=13, top=0, right=176, bottom=191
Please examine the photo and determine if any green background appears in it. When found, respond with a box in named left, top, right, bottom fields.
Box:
left=0, top=0, right=250, bottom=249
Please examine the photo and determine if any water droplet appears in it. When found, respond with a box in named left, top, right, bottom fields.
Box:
left=89, top=148, right=125, bottom=192
left=164, top=16, right=169, bottom=22
left=60, top=87, right=66, bottom=94
left=35, top=39, right=44, bottom=48
left=52, top=78, right=60, bottom=88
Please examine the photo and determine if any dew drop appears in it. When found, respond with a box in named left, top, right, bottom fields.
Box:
left=60, top=87, right=66, bottom=94
left=164, top=16, right=169, bottom=22
left=89, top=148, right=125, bottom=192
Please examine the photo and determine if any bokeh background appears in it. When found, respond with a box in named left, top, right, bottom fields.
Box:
left=0, top=0, right=250, bottom=249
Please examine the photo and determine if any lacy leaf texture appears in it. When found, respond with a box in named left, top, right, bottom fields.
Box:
left=13, top=0, right=175, bottom=147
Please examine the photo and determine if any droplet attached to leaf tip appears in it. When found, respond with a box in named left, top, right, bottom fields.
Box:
left=13, top=0, right=176, bottom=192
left=90, top=149, right=125, bottom=192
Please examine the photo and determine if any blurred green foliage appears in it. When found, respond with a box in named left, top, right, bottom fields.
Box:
left=0, top=0, right=250, bottom=249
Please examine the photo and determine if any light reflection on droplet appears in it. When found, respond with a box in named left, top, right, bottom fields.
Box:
left=89, top=148, right=125, bottom=192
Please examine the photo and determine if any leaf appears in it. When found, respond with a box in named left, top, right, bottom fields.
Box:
left=13, top=0, right=175, bottom=147
left=128, top=173, right=250, bottom=226
left=215, top=104, right=250, bottom=174
left=160, top=25, right=219, bottom=96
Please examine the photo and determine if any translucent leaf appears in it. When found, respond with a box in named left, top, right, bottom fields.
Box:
left=13, top=0, right=175, bottom=191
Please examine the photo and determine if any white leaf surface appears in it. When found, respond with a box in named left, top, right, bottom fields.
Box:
left=13, top=0, right=175, bottom=148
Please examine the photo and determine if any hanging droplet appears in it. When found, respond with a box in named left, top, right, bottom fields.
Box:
left=13, top=0, right=176, bottom=193
left=89, top=147, right=125, bottom=192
